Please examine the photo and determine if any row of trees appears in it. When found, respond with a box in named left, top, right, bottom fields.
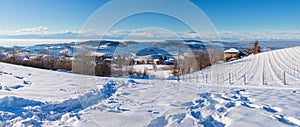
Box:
left=0, top=55, right=72, bottom=71
left=172, top=49, right=224, bottom=81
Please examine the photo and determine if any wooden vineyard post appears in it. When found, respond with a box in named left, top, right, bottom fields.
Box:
left=262, top=65, right=265, bottom=85
left=217, top=74, right=219, bottom=84
left=202, top=72, right=205, bottom=82
left=229, top=73, right=231, bottom=84
left=297, top=63, right=300, bottom=78
left=210, top=72, right=212, bottom=84
left=244, top=73, right=246, bottom=85
left=196, top=74, right=198, bottom=83
left=283, top=71, right=286, bottom=85
left=182, top=72, right=185, bottom=81
left=206, top=73, right=208, bottom=84
left=177, top=49, right=180, bottom=82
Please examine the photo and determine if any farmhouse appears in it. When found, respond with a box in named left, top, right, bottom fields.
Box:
left=224, top=48, right=240, bottom=61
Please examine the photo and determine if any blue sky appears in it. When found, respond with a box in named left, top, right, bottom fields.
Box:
left=194, top=0, right=300, bottom=32
left=0, top=0, right=300, bottom=40
left=0, top=0, right=108, bottom=32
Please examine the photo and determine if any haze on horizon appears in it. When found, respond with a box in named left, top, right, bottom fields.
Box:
left=0, top=0, right=300, bottom=41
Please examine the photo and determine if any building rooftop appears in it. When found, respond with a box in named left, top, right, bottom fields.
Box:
left=224, top=48, right=239, bottom=53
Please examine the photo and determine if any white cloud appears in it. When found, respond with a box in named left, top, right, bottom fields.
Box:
left=1, top=27, right=300, bottom=41
left=0, top=26, right=50, bottom=35
left=103, top=29, right=182, bottom=40
left=216, top=31, right=300, bottom=41
left=79, top=29, right=300, bottom=41
left=16, top=26, right=49, bottom=35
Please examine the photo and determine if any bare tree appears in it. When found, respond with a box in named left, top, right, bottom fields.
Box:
left=72, top=46, right=95, bottom=75
left=253, top=40, right=261, bottom=54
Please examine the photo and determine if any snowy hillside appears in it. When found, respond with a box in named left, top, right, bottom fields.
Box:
left=0, top=46, right=300, bottom=126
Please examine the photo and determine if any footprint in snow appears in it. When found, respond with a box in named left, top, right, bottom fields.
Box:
left=234, top=89, right=246, bottom=94
left=68, top=83, right=78, bottom=86
left=291, top=90, right=298, bottom=94
left=10, top=85, right=24, bottom=89
left=241, top=102, right=298, bottom=126
left=128, top=79, right=137, bottom=84
left=273, top=114, right=300, bottom=126
left=14, top=75, right=24, bottom=79
left=220, top=95, right=232, bottom=101
left=241, top=102, right=258, bottom=109
left=240, top=96, right=250, bottom=102
left=3, top=86, right=11, bottom=91
left=262, top=105, right=278, bottom=113
left=217, top=107, right=226, bottom=113
left=23, top=80, right=32, bottom=85
left=5, top=72, right=12, bottom=75
left=60, top=89, right=67, bottom=92
left=147, top=110, right=160, bottom=114
left=191, top=111, right=202, bottom=119
left=225, top=102, right=236, bottom=108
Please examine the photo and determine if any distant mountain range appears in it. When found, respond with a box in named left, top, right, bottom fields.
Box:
left=1, top=31, right=300, bottom=42
left=0, top=32, right=80, bottom=39
left=0, top=32, right=106, bottom=39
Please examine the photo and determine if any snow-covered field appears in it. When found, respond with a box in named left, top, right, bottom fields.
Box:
left=0, top=46, right=300, bottom=127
